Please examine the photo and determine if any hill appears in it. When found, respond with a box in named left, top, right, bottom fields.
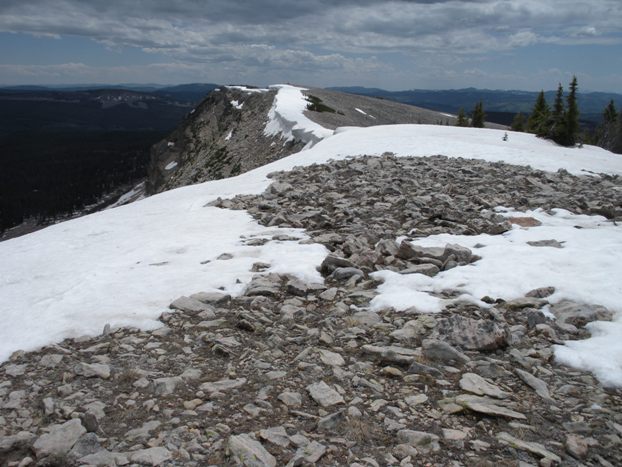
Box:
left=330, top=86, right=622, bottom=127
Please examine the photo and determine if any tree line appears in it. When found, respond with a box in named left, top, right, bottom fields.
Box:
left=454, top=76, right=622, bottom=154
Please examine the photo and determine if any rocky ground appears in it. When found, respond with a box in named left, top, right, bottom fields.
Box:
left=1, top=155, right=622, bottom=466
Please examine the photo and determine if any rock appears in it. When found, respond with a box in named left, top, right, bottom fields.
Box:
left=331, top=266, right=365, bottom=281
left=200, top=377, right=247, bottom=393
left=33, top=419, right=86, bottom=458
left=169, top=295, right=213, bottom=314
left=0, top=431, right=36, bottom=454
left=396, top=241, right=445, bottom=261
left=228, top=433, right=277, bottom=467
left=390, top=315, right=436, bottom=341
left=459, top=373, right=509, bottom=399
left=362, top=344, right=417, bottom=366
left=496, top=432, right=561, bottom=463
left=190, top=291, right=231, bottom=304
left=79, top=450, right=129, bottom=466
left=278, top=391, right=302, bottom=407
left=404, top=394, right=428, bottom=407
left=129, top=446, right=172, bottom=466
left=39, top=354, right=64, bottom=368
left=244, top=275, right=282, bottom=297
left=318, top=348, right=345, bottom=367
left=526, top=286, right=556, bottom=298
left=407, top=360, right=443, bottom=378
left=397, top=430, right=441, bottom=453
left=320, top=255, right=356, bottom=274
left=153, top=376, right=182, bottom=396
left=74, top=362, right=111, bottom=379
left=527, top=239, right=563, bottom=248
left=125, top=420, right=161, bottom=440
left=259, top=426, right=290, bottom=448
left=550, top=300, right=613, bottom=328
left=4, top=364, right=26, bottom=376
left=515, top=369, right=552, bottom=401
left=67, top=432, right=102, bottom=459
left=456, top=395, right=526, bottom=420
left=351, top=311, right=382, bottom=327
left=422, top=339, right=470, bottom=365
left=290, top=441, right=327, bottom=464
left=399, top=263, right=440, bottom=276
left=317, top=410, right=346, bottom=433
left=565, top=433, right=589, bottom=459
left=319, top=287, right=338, bottom=301
left=306, top=381, right=345, bottom=407
left=286, top=278, right=309, bottom=296
left=435, top=316, right=508, bottom=350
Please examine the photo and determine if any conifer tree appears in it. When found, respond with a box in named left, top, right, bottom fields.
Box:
left=456, top=108, right=468, bottom=127
left=603, top=100, right=618, bottom=124
left=511, top=112, right=526, bottom=132
left=563, top=76, right=580, bottom=146
left=527, top=90, right=550, bottom=136
left=471, top=101, right=485, bottom=128
left=549, top=83, right=566, bottom=143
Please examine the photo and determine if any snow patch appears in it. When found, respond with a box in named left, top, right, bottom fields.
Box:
left=225, top=130, right=233, bottom=141
left=226, top=85, right=269, bottom=94
left=230, top=100, right=243, bottom=110
left=369, top=207, right=622, bottom=386
left=264, top=85, right=334, bottom=146
left=164, top=161, right=178, bottom=171
left=355, top=107, right=376, bottom=119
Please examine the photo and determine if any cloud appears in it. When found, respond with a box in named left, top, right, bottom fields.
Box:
left=0, top=1, right=620, bottom=89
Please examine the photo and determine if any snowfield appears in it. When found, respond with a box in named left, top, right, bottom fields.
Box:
left=1, top=85, right=622, bottom=385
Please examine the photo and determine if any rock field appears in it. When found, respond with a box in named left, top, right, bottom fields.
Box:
left=1, top=154, right=621, bottom=466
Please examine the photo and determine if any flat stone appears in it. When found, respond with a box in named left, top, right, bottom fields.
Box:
left=39, top=354, right=64, bottom=368
left=278, top=391, right=302, bottom=407
left=351, top=311, right=382, bottom=327
left=190, top=291, right=231, bottom=304
left=550, top=300, right=613, bottom=328
left=306, top=381, right=344, bottom=407
left=228, top=433, right=277, bottom=467
left=153, top=376, right=182, bottom=396
left=200, top=377, right=247, bottom=393
left=259, top=426, right=290, bottom=448
left=74, top=362, right=111, bottom=379
left=129, top=446, right=172, bottom=466
left=565, top=434, right=590, bottom=459
left=0, top=431, right=36, bottom=454
left=400, top=263, right=440, bottom=276
left=435, top=316, right=508, bottom=351
left=397, top=430, right=440, bottom=453
left=125, top=420, right=161, bottom=440
left=459, top=373, right=509, bottom=399
left=422, top=339, right=470, bottom=365
left=291, top=440, right=327, bottom=464
left=4, top=364, right=26, bottom=376
left=497, top=432, right=561, bottom=463
left=170, top=295, right=213, bottom=314
left=33, top=419, right=86, bottom=458
left=318, top=349, right=345, bottom=367
left=515, top=369, right=552, bottom=401
left=79, top=450, right=129, bottom=466
left=456, top=395, right=526, bottom=420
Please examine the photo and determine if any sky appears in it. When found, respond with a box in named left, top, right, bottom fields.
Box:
left=0, top=0, right=620, bottom=92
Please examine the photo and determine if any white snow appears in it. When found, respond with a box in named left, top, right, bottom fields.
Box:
left=230, top=100, right=243, bottom=110
left=107, top=182, right=146, bottom=210
left=164, top=161, right=178, bottom=171
left=225, top=85, right=269, bottom=94
left=355, top=107, right=376, bottom=119
left=370, top=207, right=622, bottom=386
left=1, top=92, right=622, bottom=385
left=264, top=84, right=334, bottom=146
left=225, top=130, right=233, bottom=141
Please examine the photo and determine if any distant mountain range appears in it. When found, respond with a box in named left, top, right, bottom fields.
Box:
left=329, top=86, right=622, bottom=126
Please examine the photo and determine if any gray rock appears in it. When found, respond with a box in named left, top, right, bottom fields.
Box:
left=68, top=432, right=102, bottom=459
left=399, top=263, right=440, bottom=276
left=331, top=267, right=365, bottom=281
left=397, top=430, right=441, bottom=453
left=515, top=369, right=552, bottom=401
left=407, top=360, right=443, bottom=378
left=4, top=364, right=26, bottom=376
left=318, top=348, right=345, bottom=367
left=39, top=354, right=64, bottom=368
left=190, top=291, right=231, bottom=304
left=0, top=431, right=36, bottom=454
left=33, top=419, right=86, bottom=458
left=153, top=376, right=182, bottom=396
left=320, top=255, right=356, bottom=274
left=459, top=373, right=509, bottom=399
left=228, top=433, right=277, bottom=467
left=306, top=381, right=344, bottom=407
left=565, top=434, right=590, bottom=459
left=200, top=377, right=247, bottom=393
left=456, top=395, right=526, bottom=420
left=259, top=426, right=290, bottom=447
left=497, top=432, right=561, bottom=463
left=550, top=300, right=613, bottom=328
left=79, top=450, right=129, bottom=466
left=278, top=391, right=302, bottom=407
left=169, top=295, right=213, bottom=314
left=125, top=420, right=161, bottom=440
left=435, top=316, right=508, bottom=350
left=74, top=362, right=111, bottom=379
left=422, top=339, right=470, bottom=365
left=290, top=440, right=327, bottom=464
left=129, top=446, right=172, bottom=466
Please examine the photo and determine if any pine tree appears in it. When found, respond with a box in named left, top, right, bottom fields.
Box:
left=471, top=101, right=485, bottom=128
left=603, top=100, right=618, bottom=124
left=527, top=90, right=550, bottom=136
left=563, top=76, right=580, bottom=146
left=456, top=108, right=468, bottom=127
left=511, top=112, right=526, bottom=132
left=549, top=83, right=566, bottom=143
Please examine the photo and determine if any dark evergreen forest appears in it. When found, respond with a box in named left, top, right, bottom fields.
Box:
left=0, top=87, right=208, bottom=236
